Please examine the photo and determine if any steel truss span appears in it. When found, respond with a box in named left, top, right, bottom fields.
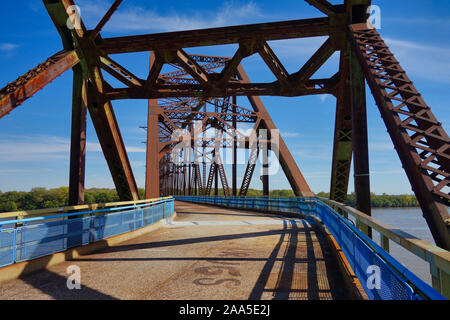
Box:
left=0, top=0, right=448, bottom=249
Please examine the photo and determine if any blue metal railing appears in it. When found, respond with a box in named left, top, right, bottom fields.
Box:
left=0, top=198, right=174, bottom=268
left=175, top=195, right=446, bottom=300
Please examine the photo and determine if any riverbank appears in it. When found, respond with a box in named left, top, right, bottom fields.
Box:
left=0, top=187, right=422, bottom=212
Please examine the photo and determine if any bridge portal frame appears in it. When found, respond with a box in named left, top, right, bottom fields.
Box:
left=0, top=0, right=449, bottom=249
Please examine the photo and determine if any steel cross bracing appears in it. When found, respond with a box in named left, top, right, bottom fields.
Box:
left=147, top=55, right=309, bottom=199
left=0, top=0, right=449, bottom=248
left=350, top=24, right=450, bottom=248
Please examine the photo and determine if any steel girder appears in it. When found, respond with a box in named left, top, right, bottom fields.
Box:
left=1, top=0, right=448, bottom=247
left=0, top=50, right=80, bottom=119
left=329, top=49, right=353, bottom=203
left=156, top=60, right=314, bottom=198
left=350, top=23, right=450, bottom=249
left=43, top=0, right=139, bottom=202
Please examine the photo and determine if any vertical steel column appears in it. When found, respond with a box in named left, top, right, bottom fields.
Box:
left=188, top=163, right=192, bottom=195
left=214, top=163, right=219, bottom=196
left=232, top=96, right=238, bottom=196
left=330, top=50, right=353, bottom=204
left=183, top=165, right=187, bottom=196
left=262, top=146, right=269, bottom=196
left=350, top=49, right=372, bottom=238
left=145, top=52, right=161, bottom=199
left=145, top=100, right=160, bottom=199
left=68, top=65, right=87, bottom=205
left=349, top=0, right=372, bottom=237
left=193, top=163, right=198, bottom=195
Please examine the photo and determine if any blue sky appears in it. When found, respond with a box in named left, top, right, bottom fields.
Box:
left=0, top=0, right=449, bottom=194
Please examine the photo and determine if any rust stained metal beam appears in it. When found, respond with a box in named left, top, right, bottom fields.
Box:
left=146, top=99, right=161, bottom=199
left=305, top=0, right=337, bottom=16
left=237, top=65, right=314, bottom=197
left=350, top=40, right=372, bottom=238
left=216, top=152, right=231, bottom=197
left=330, top=49, right=353, bottom=203
left=218, top=47, right=250, bottom=84
left=68, top=65, right=87, bottom=205
left=175, top=49, right=210, bottom=84
left=193, top=163, right=204, bottom=195
left=258, top=41, right=289, bottom=86
left=290, top=38, right=336, bottom=83
left=52, top=0, right=87, bottom=39
left=146, top=50, right=164, bottom=199
left=205, top=162, right=217, bottom=196
left=104, top=79, right=334, bottom=99
left=92, top=0, right=123, bottom=38
left=89, top=79, right=140, bottom=201
left=100, top=56, right=144, bottom=87
left=232, top=95, right=238, bottom=196
left=350, top=24, right=450, bottom=249
left=98, top=18, right=331, bottom=54
left=239, top=136, right=259, bottom=197
left=43, top=0, right=140, bottom=202
left=0, top=50, right=80, bottom=119
left=146, top=52, right=164, bottom=90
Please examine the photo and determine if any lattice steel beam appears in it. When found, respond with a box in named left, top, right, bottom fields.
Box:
left=0, top=50, right=80, bottom=119
left=239, top=143, right=260, bottom=197
left=350, top=23, right=450, bottom=249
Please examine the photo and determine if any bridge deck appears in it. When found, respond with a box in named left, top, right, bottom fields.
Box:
left=0, top=201, right=351, bottom=300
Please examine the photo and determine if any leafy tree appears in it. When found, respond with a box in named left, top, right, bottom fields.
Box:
left=0, top=201, right=17, bottom=212
left=0, top=187, right=420, bottom=212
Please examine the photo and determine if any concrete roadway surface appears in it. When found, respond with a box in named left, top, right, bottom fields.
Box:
left=0, top=201, right=350, bottom=300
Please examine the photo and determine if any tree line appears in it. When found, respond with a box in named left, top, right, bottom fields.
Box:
left=0, top=187, right=419, bottom=212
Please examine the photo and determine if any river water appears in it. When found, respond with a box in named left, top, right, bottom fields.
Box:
left=368, top=208, right=435, bottom=285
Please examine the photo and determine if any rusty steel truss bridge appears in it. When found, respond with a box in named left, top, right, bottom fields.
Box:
left=0, top=0, right=449, bottom=250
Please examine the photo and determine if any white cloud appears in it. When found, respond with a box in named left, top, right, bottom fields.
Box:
left=384, top=38, right=450, bottom=56
left=318, top=94, right=332, bottom=103
left=0, top=43, right=19, bottom=52
left=384, top=37, right=450, bottom=83
left=384, top=17, right=450, bottom=27
left=77, top=0, right=263, bottom=33
left=280, top=131, right=301, bottom=138
left=0, top=135, right=145, bottom=162
left=0, top=169, right=28, bottom=174
left=85, top=141, right=145, bottom=153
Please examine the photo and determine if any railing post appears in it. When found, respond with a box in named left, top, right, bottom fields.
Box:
left=162, top=201, right=165, bottom=219
left=431, top=265, right=441, bottom=294
left=440, top=269, right=450, bottom=298
left=430, top=265, right=450, bottom=298
left=12, top=229, right=17, bottom=264
left=380, top=234, right=390, bottom=253
left=339, top=207, right=348, bottom=219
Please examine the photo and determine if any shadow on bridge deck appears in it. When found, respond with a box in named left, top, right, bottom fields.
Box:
left=0, top=201, right=350, bottom=300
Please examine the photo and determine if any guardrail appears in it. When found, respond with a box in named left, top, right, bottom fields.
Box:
left=0, top=197, right=175, bottom=268
left=175, top=196, right=448, bottom=300
left=0, top=196, right=173, bottom=220
left=317, top=197, right=450, bottom=299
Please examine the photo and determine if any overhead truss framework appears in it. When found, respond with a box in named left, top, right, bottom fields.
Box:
left=148, top=57, right=312, bottom=201
left=0, top=0, right=449, bottom=249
